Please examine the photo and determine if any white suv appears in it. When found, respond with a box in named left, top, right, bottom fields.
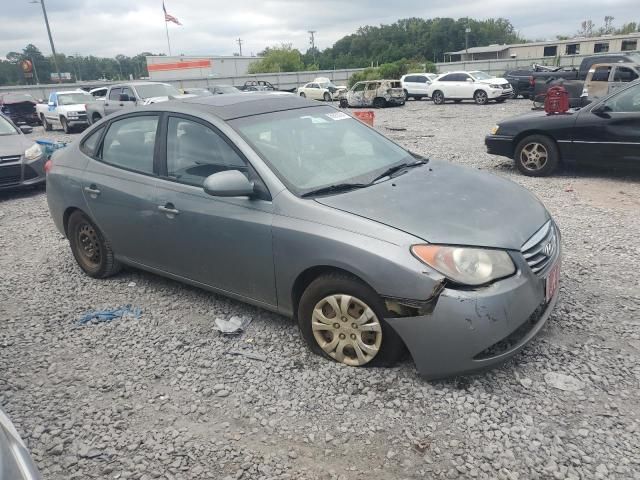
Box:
left=400, top=73, right=439, bottom=100
left=426, top=71, right=512, bottom=105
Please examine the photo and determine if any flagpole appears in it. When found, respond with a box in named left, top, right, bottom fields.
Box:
left=164, top=20, right=172, bottom=56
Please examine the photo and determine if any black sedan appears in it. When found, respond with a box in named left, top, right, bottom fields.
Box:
left=485, top=80, right=640, bottom=176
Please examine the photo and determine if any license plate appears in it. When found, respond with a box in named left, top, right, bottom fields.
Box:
left=545, top=262, right=560, bottom=302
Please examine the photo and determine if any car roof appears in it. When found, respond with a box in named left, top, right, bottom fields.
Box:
left=180, top=92, right=320, bottom=120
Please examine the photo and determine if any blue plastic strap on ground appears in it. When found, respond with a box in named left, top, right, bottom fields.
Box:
left=78, top=305, right=142, bottom=325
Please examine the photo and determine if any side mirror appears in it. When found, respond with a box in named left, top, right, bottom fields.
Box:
left=19, top=125, right=33, bottom=134
left=591, top=104, right=610, bottom=116
left=466, top=78, right=473, bottom=82
left=203, top=170, right=255, bottom=198
left=48, top=101, right=54, bottom=107
left=119, top=94, right=130, bottom=102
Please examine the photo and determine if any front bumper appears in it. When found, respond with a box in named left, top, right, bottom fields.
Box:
left=0, top=156, right=46, bottom=190
left=386, top=255, right=560, bottom=379
left=485, top=134, right=514, bottom=158
left=487, top=87, right=513, bottom=99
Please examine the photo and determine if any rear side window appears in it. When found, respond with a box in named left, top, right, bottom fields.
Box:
left=108, top=88, right=121, bottom=101
left=438, top=74, right=454, bottom=82
left=614, top=67, right=639, bottom=82
left=405, top=75, right=417, bottom=82
left=101, top=115, right=159, bottom=174
left=80, top=126, right=105, bottom=157
left=591, top=66, right=611, bottom=82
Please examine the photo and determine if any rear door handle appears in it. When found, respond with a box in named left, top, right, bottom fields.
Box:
left=158, top=204, right=180, bottom=216
left=84, top=185, right=101, bottom=197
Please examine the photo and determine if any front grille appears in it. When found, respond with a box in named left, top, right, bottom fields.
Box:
left=521, top=221, right=559, bottom=276
left=0, top=155, right=21, bottom=164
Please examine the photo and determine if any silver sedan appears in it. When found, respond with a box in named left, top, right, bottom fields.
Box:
left=46, top=93, right=561, bottom=378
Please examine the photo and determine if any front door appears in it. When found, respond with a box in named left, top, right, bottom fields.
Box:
left=153, top=114, right=276, bottom=305
left=609, top=66, right=639, bottom=96
left=572, top=83, right=640, bottom=165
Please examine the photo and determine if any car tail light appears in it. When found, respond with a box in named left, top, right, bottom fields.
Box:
left=44, top=159, right=53, bottom=174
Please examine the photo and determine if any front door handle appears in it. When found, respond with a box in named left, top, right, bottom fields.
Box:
left=84, top=185, right=101, bottom=197
left=158, top=204, right=180, bottom=216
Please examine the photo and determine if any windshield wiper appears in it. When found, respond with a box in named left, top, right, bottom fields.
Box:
left=301, top=183, right=369, bottom=198
left=369, top=159, right=428, bottom=184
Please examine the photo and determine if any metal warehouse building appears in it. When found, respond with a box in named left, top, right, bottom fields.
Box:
left=145, top=55, right=261, bottom=81
left=445, top=32, right=640, bottom=61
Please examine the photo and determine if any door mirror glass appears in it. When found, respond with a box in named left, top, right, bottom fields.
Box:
left=203, top=170, right=255, bottom=197
left=19, top=125, right=33, bottom=134
left=466, top=78, right=473, bottom=82
left=119, top=94, right=131, bottom=102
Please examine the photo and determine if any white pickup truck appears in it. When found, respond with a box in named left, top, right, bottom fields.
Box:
left=35, top=90, right=93, bottom=133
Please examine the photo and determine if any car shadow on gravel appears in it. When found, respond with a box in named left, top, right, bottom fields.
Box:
left=0, top=186, right=45, bottom=203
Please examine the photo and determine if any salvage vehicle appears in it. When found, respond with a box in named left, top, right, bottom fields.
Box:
left=338, top=80, right=405, bottom=108
left=485, top=80, right=640, bottom=176
left=400, top=73, right=438, bottom=100
left=209, top=85, right=242, bottom=95
left=86, top=82, right=195, bottom=124
left=239, top=80, right=277, bottom=91
left=0, top=112, right=45, bottom=190
left=427, top=71, right=513, bottom=105
left=0, top=408, right=42, bottom=479
left=35, top=90, right=92, bottom=133
left=581, top=63, right=640, bottom=103
left=46, top=93, right=561, bottom=379
left=0, top=93, right=40, bottom=126
left=297, top=82, right=335, bottom=101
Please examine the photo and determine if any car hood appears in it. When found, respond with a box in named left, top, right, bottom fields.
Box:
left=315, top=160, right=549, bottom=250
left=0, top=134, right=30, bottom=157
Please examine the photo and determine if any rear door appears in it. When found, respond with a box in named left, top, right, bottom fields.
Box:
left=609, top=66, right=639, bottom=95
left=103, top=87, right=122, bottom=116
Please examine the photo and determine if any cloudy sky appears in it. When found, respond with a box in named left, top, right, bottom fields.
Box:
left=2, top=0, right=638, bottom=58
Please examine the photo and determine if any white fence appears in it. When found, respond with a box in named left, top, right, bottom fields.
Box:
left=0, top=68, right=365, bottom=99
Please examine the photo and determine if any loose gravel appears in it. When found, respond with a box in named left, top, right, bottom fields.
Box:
left=1, top=98, right=639, bottom=480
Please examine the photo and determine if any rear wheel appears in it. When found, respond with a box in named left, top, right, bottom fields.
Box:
left=299, top=92, right=306, bottom=98
left=403, top=89, right=410, bottom=100
left=514, top=135, right=559, bottom=177
left=432, top=90, right=445, bottom=105
left=373, top=97, right=386, bottom=108
left=323, top=92, right=331, bottom=102
left=68, top=211, right=121, bottom=278
left=474, top=90, right=489, bottom=105
left=298, top=273, right=405, bottom=367
left=92, top=113, right=102, bottom=124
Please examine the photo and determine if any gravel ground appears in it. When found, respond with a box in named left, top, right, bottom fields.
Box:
left=1, top=98, right=639, bottom=480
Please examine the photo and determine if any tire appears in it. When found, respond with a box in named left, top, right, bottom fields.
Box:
left=68, top=211, right=121, bottom=278
left=514, top=135, right=560, bottom=177
left=61, top=117, right=70, bottom=133
left=474, top=90, right=489, bottom=105
left=298, top=273, right=405, bottom=368
left=339, top=98, right=349, bottom=108
left=432, top=90, right=445, bottom=105
left=323, top=92, right=331, bottom=102
left=403, top=89, right=410, bottom=100
left=299, top=92, right=306, bottom=98
left=42, top=114, right=52, bottom=131
left=92, top=113, right=102, bottom=124
left=510, top=86, right=519, bottom=99
left=372, top=97, right=386, bottom=109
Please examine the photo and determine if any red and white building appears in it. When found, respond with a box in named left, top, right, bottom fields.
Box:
left=145, top=55, right=261, bottom=81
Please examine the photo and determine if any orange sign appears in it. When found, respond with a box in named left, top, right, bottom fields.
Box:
left=353, top=110, right=375, bottom=126
left=147, top=59, right=212, bottom=72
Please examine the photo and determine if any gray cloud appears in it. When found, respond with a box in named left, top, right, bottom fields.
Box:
left=1, top=0, right=638, bottom=58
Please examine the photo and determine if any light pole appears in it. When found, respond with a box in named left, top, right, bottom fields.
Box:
left=30, top=0, right=62, bottom=83
left=465, top=27, right=471, bottom=59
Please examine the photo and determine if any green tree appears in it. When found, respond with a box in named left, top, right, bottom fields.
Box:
left=248, top=44, right=305, bottom=73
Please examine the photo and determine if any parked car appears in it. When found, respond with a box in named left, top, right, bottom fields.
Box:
left=400, top=73, right=438, bottom=100
left=427, top=71, right=513, bottom=105
left=239, top=80, right=276, bottom=91
left=208, top=85, right=242, bottom=95
left=182, top=87, right=213, bottom=96
left=338, top=80, right=405, bottom=108
left=0, top=408, right=42, bottom=479
left=89, top=87, right=109, bottom=100
left=485, top=80, right=640, bottom=176
left=35, top=90, right=93, bottom=133
left=503, top=69, right=536, bottom=99
left=46, top=93, right=560, bottom=379
left=314, top=77, right=348, bottom=97
left=297, top=82, right=335, bottom=101
left=0, top=112, right=45, bottom=190
left=581, top=63, right=640, bottom=102
left=0, top=93, right=40, bottom=126
left=86, top=82, right=194, bottom=124
left=530, top=53, right=640, bottom=105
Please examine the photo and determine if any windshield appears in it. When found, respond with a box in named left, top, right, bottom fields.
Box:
left=58, top=93, right=93, bottom=105
left=231, top=107, right=412, bottom=196
left=134, top=84, right=181, bottom=99
left=470, top=71, right=493, bottom=80
left=0, top=116, right=18, bottom=135
left=318, top=81, right=337, bottom=89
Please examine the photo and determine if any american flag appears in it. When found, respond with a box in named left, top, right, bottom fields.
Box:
left=163, top=2, right=182, bottom=25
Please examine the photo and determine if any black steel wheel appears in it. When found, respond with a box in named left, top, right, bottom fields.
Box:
left=68, top=211, right=121, bottom=278
left=339, top=98, right=349, bottom=108
left=372, top=97, right=386, bottom=108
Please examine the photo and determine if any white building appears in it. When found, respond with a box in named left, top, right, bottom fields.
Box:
left=146, top=55, right=261, bottom=81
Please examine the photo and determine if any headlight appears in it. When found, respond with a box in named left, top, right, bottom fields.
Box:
left=490, top=125, right=500, bottom=135
left=411, top=245, right=516, bottom=286
left=24, top=143, right=43, bottom=161
left=489, top=84, right=502, bottom=89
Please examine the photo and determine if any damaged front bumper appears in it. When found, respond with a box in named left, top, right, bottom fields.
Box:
left=385, top=256, right=559, bottom=379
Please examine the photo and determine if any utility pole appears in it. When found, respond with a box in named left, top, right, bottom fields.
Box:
left=237, top=38, right=243, bottom=56
left=31, top=0, right=62, bottom=83
left=465, top=26, right=471, bottom=60
left=308, top=30, right=317, bottom=65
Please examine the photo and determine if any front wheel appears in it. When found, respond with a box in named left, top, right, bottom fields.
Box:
left=42, top=115, right=52, bottom=131
left=298, top=273, right=405, bottom=367
left=339, top=98, right=349, bottom=108
left=372, top=97, right=386, bottom=108
left=68, top=211, right=122, bottom=278
left=432, top=90, right=445, bottom=105
left=514, top=135, right=559, bottom=177
left=61, top=117, right=71, bottom=133
left=474, top=90, right=489, bottom=105
left=299, top=92, right=306, bottom=98
left=323, top=92, right=331, bottom=102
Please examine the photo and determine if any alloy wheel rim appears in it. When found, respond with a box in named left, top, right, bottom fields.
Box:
left=476, top=92, right=487, bottom=104
left=77, top=223, right=101, bottom=266
left=434, top=92, right=443, bottom=103
left=311, top=294, right=382, bottom=366
left=520, top=142, right=548, bottom=171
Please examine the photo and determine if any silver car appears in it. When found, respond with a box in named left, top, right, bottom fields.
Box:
left=0, top=409, right=42, bottom=479
left=46, top=94, right=560, bottom=378
left=0, top=113, right=45, bottom=190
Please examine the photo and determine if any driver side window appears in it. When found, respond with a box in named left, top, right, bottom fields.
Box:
left=603, top=84, right=640, bottom=113
left=166, top=117, right=247, bottom=187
